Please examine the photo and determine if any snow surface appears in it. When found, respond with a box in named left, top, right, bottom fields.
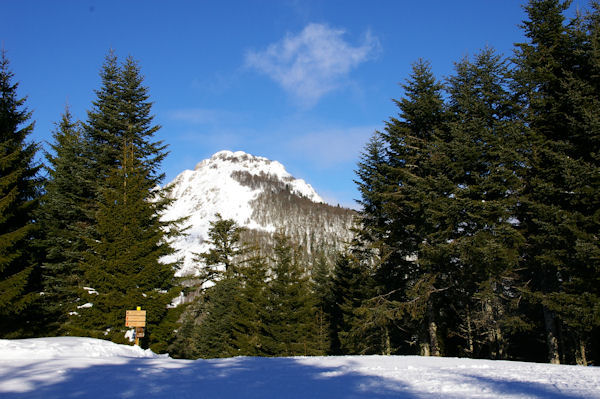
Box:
left=161, top=150, right=324, bottom=276
left=1, top=337, right=599, bottom=398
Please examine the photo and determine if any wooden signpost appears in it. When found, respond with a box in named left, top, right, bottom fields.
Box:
left=125, top=307, right=146, bottom=346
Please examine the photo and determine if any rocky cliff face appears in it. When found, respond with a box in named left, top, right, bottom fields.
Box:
left=161, top=150, right=356, bottom=276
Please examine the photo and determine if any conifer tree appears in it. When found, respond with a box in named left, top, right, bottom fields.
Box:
left=73, top=53, right=179, bottom=350
left=194, top=276, right=240, bottom=358
left=311, top=253, right=332, bottom=355
left=354, top=60, right=448, bottom=356
left=230, top=252, right=269, bottom=356
left=383, top=59, right=447, bottom=356
left=513, top=0, right=600, bottom=364
left=191, top=215, right=251, bottom=358
left=329, top=252, right=375, bottom=354
left=263, top=234, right=318, bottom=356
left=354, top=132, right=388, bottom=247
left=195, top=213, right=246, bottom=283
left=40, top=107, right=95, bottom=334
left=0, top=52, right=42, bottom=338
left=76, top=144, right=179, bottom=349
left=438, top=48, right=527, bottom=359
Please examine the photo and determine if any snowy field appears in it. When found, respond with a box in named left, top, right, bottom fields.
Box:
left=0, top=337, right=599, bottom=398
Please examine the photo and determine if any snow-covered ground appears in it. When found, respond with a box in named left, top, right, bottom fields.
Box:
left=1, top=337, right=598, bottom=398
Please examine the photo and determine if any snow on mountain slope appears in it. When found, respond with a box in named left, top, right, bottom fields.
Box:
left=1, top=337, right=599, bottom=399
left=161, top=150, right=349, bottom=276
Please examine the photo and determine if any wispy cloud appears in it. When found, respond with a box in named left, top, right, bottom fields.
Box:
left=245, top=23, right=380, bottom=105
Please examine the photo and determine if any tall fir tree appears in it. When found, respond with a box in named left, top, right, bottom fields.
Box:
left=514, top=0, right=600, bottom=364
left=353, top=60, right=448, bottom=356
left=329, top=252, right=375, bottom=355
left=195, top=213, right=246, bottom=283
left=437, top=48, right=527, bottom=359
left=190, top=215, right=251, bottom=358
left=76, top=144, right=179, bottom=350
left=40, top=107, right=95, bottom=334
left=384, top=59, right=447, bottom=357
left=263, top=234, right=319, bottom=356
left=0, top=51, right=43, bottom=338
left=310, top=253, right=333, bottom=355
left=72, top=52, right=180, bottom=351
left=230, top=252, right=270, bottom=356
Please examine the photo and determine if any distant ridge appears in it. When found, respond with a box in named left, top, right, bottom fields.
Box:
left=161, top=150, right=355, bottom=276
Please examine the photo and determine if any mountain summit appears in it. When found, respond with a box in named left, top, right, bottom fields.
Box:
left=162, top=150, right=355, bottom=275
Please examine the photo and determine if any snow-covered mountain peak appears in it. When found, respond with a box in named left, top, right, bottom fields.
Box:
left=189, top=150, right=323, bottom=203
left=197, top=150, right=277, bottom=170
left=162, top=150, right=329, bottom=275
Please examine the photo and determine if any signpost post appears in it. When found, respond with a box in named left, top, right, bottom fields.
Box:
left=125, top=306, right=146, bottom=346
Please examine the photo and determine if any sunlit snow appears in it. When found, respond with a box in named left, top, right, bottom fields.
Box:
left=1, top=337, right=598, bottom=399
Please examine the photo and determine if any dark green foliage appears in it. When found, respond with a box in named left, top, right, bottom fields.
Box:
left=329, top=252, right=375, bottom=355
left=262, top=234, right=319, bottom=356
left=194, top=277, right=241, bottom=358
left=0, top=52, right=42, bottom=338
left=64, top=52, right=180, bottom=351
left=195, top=213, right=246, bottom=282
left=435, top=48, right=527, bottom=359
left=311, top=253, right=333, bottom=354
left=75, top=145, right=179, bottom=350
left=230, top=253, right=269, bottom=356
left=513, top=0, right=600, bottom=364
left=173, top=216, right=271, bottom=358
left=40, top=107, right=95, bottom=334
left=188, top=215, right=255, bottom=358
left=84, top=52, right=166, bottom=186
left=349, top=1, right=600, bottom=365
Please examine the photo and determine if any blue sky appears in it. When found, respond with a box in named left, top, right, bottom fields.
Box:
left=1, top=1, right=585, bottom=207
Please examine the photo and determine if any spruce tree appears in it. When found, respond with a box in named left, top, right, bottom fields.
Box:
left=194, top=276, right=240, bottom=358
left=0, top=52, right=42, bottom=338
left=354, top=132, right=388, bottom=247
left=513, top=0, right=600, bottom=364
left=263, top=234, right=318, bottom=356
left=73, top=53, right=179, bottom=350
left=191, top=215, right=252, bottom=358
left=40, top=107, right=95, bottom=334
left=195, top=213, right=246, bottom=283
left=230, top=252, right=269, bottom=356
left=353, top=60, right=447, bottom=356
left=310, top=253, right=333, bottom=355
left=329, top=252, right=375, bottom=354
left=438, top=48, right=527, bottom=359
left=383, top=59, right=447, bottom=357
left=76, top=144, right=179, bottom=348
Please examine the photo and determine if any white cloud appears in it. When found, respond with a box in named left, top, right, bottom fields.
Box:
left=245, top=23, right=380, bottom=105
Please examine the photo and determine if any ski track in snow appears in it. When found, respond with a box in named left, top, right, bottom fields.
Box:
left=1, top=337, right=599, bottom=399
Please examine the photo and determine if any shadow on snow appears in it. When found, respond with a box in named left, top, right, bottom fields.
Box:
left=0, top=356, right=417, bottom=399
left=0, top=356, right=594, bottom=399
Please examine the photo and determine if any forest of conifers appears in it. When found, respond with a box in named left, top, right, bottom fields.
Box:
left=0, top=0, right=598, bottom=365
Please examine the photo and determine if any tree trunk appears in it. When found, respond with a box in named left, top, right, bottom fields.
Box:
left=575, top=339, right=587, bottom=366
left=543, top=306, right=560, bottom=364
left=465, top=305, right=474, bottom=357
left=419, top=318, right=430, bottom=356
left=383, top=325, right=391, bottom=356
left=428, top=302, right=440, bottom=356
